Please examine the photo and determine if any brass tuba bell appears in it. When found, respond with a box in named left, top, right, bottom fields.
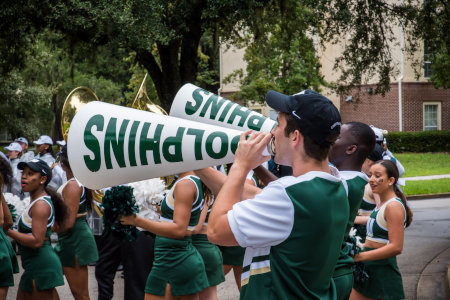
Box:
left=61, top=86, right=99, bottom=141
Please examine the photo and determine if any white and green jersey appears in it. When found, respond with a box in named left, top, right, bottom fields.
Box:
left=359, top=184, right=376, bottom=215
left=333, top=171, right=369, bottom=277
left=366, top=197, right=407, bottom=244
left=228, top=168, right=349, bottom=299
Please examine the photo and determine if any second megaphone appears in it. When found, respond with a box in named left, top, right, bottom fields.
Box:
left=67, top=101, right=266, bottom=190
left=170, top=83, right=276, bottom=133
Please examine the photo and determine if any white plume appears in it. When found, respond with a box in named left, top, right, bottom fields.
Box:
left=128, top=178, right=166, bottom=222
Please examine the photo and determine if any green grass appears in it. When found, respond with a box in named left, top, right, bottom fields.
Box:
left=403, top=178, right=450, bottom=196
left=395, top=152, right=450, bottom=177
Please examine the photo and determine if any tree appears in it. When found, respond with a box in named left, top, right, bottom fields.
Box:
left=413, top=0, right=450, bottom=88
left=0, top=31, right=132, bottom=141
left=0, top=0, right=447, bottom=110
left=224, top=1, right=325, bottom=103
left=0, top=0, right=267, bottom=112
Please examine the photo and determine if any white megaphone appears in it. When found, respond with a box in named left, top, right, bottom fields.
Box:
left=170, top=83, right=276, bottom=133
left=68, top=101, right=252, bottom=190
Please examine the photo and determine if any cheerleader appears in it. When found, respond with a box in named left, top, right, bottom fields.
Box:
left=0, top=158, right=19, bottom=300
left=121, top=171, right=208, bottom=300
left=192, top=193, right=225, bottom=300
left=54, top=145, right=98, bottom=300
left=351, top=160, right=413, bottom=300
left=6, top=159, right=68, bottom=300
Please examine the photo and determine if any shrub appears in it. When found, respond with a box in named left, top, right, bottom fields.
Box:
left=386, top=130, right=450, bottom=153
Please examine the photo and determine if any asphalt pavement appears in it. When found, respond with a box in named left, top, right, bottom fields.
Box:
left=6, top=197, right=450, bottom=300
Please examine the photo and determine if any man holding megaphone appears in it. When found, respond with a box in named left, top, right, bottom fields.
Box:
left=196, top=90, right=349, bottom=299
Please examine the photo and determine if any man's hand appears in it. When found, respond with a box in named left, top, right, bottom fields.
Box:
left=233, top=130, right=272, bottom=173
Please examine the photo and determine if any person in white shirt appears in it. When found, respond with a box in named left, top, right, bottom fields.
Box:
left=15, top=137, right=34, bottom=163
left=33, top=135, right=55, bottom=167
left=5, top=142, right=23, bottom=197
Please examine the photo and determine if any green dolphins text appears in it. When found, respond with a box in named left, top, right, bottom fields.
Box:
left=83, top=115, right=240, bottom=172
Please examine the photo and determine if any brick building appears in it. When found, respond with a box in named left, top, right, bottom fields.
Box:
left=340, top=83, right=450, bottom=132
left=219, top=20, right=450, bottom=133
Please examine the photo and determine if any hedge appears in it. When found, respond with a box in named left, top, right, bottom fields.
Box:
left=386, top=130, right=450, bottom=153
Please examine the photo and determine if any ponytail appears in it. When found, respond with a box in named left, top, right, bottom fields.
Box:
left=84, top=187, right=93, bottom=212
left=394, top=184, right=413, bottom=228
left=44, top=186, right=68, bottom=227
left=376, top=160, right=413, bottom=228
left=202, top=182, right=213, bottom=207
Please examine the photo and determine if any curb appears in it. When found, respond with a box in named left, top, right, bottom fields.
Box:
left=446, top=264, right=450, bottom=300
left=416, top=247, right=450, bottom=299
left=407, top=193, right=450, bottom=201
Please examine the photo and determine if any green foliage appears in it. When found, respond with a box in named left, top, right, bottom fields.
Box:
left=403, top=178, right=450, bottom=196
left=386, top=131, right=450, bottom=153
left=315, top=0, right=420, bottom=95
left=0, top=72, right=53, bottom=140
left=0, top=0, right=448, bottom=113
left=412, top=0, right=450, bottom=88
left=225, top=2, right=325, bottom=102
left=395, top=152, right=450, bottom=177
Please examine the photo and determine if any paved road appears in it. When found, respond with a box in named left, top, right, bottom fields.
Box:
left=6, top=197, right=450, bottom=300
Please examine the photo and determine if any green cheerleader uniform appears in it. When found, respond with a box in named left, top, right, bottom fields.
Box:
left=355, top=184, right=377, bottom=242
left=333, top=171, right=369, bottom=300
left=354, top=198, right=406, bottom=300
left=55, top=178, right=98, bottom=267
left=192, top=198, right=225, bottom=287
left=0, top=227, right=18, bottom=287
left=18, top=196, right=64, bottom=292
left=145, top=175, right=208, bottom=296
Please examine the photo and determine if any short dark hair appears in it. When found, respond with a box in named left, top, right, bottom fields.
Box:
left=283, top=112, right=338, bottom=161
left=346, top=122, right=376, bottom=165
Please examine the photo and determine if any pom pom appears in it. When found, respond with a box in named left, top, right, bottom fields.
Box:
left=352, top=262, right=370, bottom=284
left=128, top=178, right=166, bottom=222
left=7, top=203, right=17, bottom=223
left=101, top=186, right=139, bottom=242
left=348, top=226, right=369, bottom=283
left=4, top=193, right=30, bottom=227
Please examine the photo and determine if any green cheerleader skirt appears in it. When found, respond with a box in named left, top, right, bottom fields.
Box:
left=19, top=240, right=64, bottom=292
left=353, top=249, right=405, bottom=300
left=192, top=234, right=225, bottom=287
left=55, top=217, right=99, bottom=267
left=219, top=245, right=245, bottom=266
left=0, top=229, right=16, bottom=287
left=145, top=235, right=209, bottom=296
left=1, top=229, right=18, bottom=273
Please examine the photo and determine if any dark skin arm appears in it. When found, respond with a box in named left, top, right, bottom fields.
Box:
left=1, top=194, right=13, bottom=230
left=7, top=200, right=51, bottom=248
left=253, top=165, right=278, bottom=186
left=194, top=167, right=261, bottom=200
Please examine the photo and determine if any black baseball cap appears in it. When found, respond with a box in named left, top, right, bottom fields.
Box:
left=367, top=143, right=384, bottom=162
left=265, top=89, right=342, bottom=145
left=18, top=159, right=53, bottom=184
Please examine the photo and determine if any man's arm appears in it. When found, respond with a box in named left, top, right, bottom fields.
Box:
left=207, top=131, right=272, bottom=246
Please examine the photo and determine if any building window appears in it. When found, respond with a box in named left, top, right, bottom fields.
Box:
left=423, top=102, right=441, bottom=131
left=424, top=41, right=434, bottom=78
